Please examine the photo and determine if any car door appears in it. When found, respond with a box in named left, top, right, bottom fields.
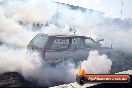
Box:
left=75, top=38, right=99, bottom=60
left=84, top=38, right=112, bottom=55
left=63, top=37, right=90, bottom=62
left=44, top=38, right=73, bottom=62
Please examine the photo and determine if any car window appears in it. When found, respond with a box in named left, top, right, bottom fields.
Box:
left=70, top=38, right=85, bottom=49
left=51, top=39, right=69, bottom=50
left=32, top=34, right=48, bottom=48
left=85, top=39, right=98, bottom=48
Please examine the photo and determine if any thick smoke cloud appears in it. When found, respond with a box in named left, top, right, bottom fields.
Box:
left=0, top=45, right=42, bottom=77
left=81, top=50, right=112, bottom=74
left=1, top=0, right=132, bottom=53
left=0, top=45, right=112, bottom=86
left=0, top=0, right=131, bottom=86
left=0, top=45, right=76, bottom=86
left=0, top=7, right=36, bottom=48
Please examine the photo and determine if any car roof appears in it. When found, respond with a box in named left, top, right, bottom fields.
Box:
left=37, top=33, right=89, bottom=38
left=48, top=34, right=88, bottom=38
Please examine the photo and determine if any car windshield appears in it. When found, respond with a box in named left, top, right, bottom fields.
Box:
left=85, top=38, right=98, bottom=48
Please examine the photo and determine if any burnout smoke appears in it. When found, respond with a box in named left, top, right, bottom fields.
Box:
left=81, top=50, right=112, bottom=74
left=0, top=0, right=132, bottom=53
left=0, top=45, right=42, bottom=77
left=0, top=0, right=131, bottom=87
left=0, top=46, right=77, bottom=86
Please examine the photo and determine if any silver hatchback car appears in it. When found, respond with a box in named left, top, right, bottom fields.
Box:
left=27, top=33, right=112, bottom=64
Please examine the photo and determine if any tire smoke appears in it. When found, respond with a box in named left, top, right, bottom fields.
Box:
left=81, top=50, right=112, bottom=74
left=0, top=0, right=131, bottom=87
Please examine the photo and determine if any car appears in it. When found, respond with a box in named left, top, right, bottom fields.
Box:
left=27, top=33, right=112, bottom=65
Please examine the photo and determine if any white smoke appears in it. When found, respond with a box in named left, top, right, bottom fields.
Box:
left=0, top=0, right=76, bottom=86
left=0, top=45, right=112, bottom=86
left=0, top=8, right=37, bottom=48
left=0, top=45, right=42, bottom=77
left=0, top=45, right=76, bottom=86
left=81, top=50, right=112, bottom=74
left=1, top=0, right=131, bottom=53
left=0, top=0, right=131, bottom=87
left=3, top=0, right=55, bottom=24
left=55, top=6, right=132, bottom=53
left=29, top=62, right=76, bottom=86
